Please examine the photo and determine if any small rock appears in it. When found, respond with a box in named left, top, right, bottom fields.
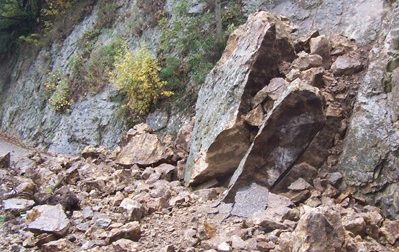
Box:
left=82, top=207, right=94, bottom=220
left=108, top=222, right=141, bottom=243
left=252, top=78, right=288, bottom=106
left=3, top=198, right=35, bottom=211
left=292, top=52, right=323, bottom=70
left=217, top=242, right=231, bottom=252
left=27, top=204, right=70, bottom=236
left=95, top=217, right=112, bottom=229
left=331, top=55, right=362, bottom=75
left=156, top=164, right=177, bottom=181
left=244, top=105, right=264, bottom=127
left=119, top=198, right=146, bottom=221
left=380, top=219, right=399, bottom=245
left=342, top=215, right=366, bottom=236
left=112, top=238, right=139, bottom=252
left=41, top=238, right=75, bottom=252
left=286, top=190, right=311, bottom=204
left=310, top=35, right=331, bottom=59
left=324, top=172, right=343, bottom=186
left=288, top=178, right=312, bottom=191
left=231, top=235, right=246, bottom=249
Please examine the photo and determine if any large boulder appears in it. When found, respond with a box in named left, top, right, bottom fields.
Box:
left=224, top=82, right=325, bottom=213
left=116, top=124, right=173, bottom=167
left=185, top=11, right=295, bottom=185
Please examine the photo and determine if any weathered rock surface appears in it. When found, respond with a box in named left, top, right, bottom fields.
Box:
left=337, top=5, right=399, bottom=218
left=3, top=198, right=35, bottom=211
left=116, top=124, right=173, bottom=167
left=27, top=204, right=70, bottom=236
left=224, top=82, right=325, bottom=214
left=291, top=206, right=345, bottom=252
left=185, top=11, right=295, bottom=185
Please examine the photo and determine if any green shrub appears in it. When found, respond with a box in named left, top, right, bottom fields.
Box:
left=111, top=46, right=173, bottom=115
left=49, top=77, right=71, bottom=112
left=45, top=71, right=71, bottom=112
left=95, top=0, right=118, bottom=29
left=159, top=0, right=245, bottom=86
left=85, top=37, right=125, bottom=92
left=78, top=28, right=101, bottom=54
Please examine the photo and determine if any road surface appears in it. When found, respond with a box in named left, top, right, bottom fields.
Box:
left=0, top=136, right=29, bottom=162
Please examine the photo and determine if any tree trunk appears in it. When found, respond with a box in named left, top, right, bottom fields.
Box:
left=215, top=0, right=223, bottom=44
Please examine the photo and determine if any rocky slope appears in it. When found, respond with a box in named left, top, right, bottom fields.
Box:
left=1, top=0, right=399, bottom=251
left=1, top=122, right=398, bottom=251
left=0, top=0, right=391, bottom=155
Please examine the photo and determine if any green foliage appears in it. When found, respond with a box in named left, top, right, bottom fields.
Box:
left=0, top=215, right=5, bottom=224
left=159, top=56, right=184, bottom=91
left=45, top=70, right=71, bottom=112
left=111, top=46, right=173, bottom=115
left=0, top=0, right=40, bottom=53
left=69, top=37, right=125, bottom=96
left=95, top=0, right=118, bottom=30
left=84, top=37, right=125, bottom=92
left=77, top=28, right=101, bottom=54
left=49, top=77, right=71, bottom=112
left=159, top=0, right=244, bottom=86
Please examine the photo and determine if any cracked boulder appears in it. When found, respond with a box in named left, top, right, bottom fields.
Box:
left=185, top=11, right=295, bottom=185
left=224, top=82, right=325, bottom=216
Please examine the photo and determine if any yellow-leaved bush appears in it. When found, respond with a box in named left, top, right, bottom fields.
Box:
left=111, top=46, right=173, bottom=115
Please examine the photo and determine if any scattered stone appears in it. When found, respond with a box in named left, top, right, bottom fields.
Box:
left=342, top=215, right=366, bottom=236
left=111, top=239, right=140, bottom=252
left=292, top=207, right=345, bottom=251
left=217, top=242, right=231, bottom=252
left=41, top=239, right=75, bottom=252
left=292, top=52, right=323, bottom=70
left=380, top=219, right=399, bottom=245
left=120, top=198, right=146, bottom=221
left=116, top=124, right=172, bottom=167
left=310, top=35, right=331, bottom=60
left=244, top=106, right=264, bottom=127
left=27, top=204, right=70, bottom=236
left=288, top=178, right=312, bottom=191
left=108, top=222, right=141, bottom=243
left=3, top=198, right=35, bottom=211
left=331, top=55, right=362, bottom=75
left=325, top=172, right=343, bottom=186
left=252, top=78, right=288, bottom=106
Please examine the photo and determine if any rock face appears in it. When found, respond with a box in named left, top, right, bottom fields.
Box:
left=185, top=11, right=295, bottom=185
left=336, top=5, right=399, bottom=218
left=224, top=82, right=325, bottom=214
